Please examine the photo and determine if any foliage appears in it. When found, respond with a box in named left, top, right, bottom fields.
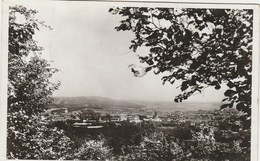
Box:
left=118, top=132, right=184, bottom=161
left=189, top=124, right=217, bottom=159
left=8, top=5, right=58, bottom=118
left=189, top=124, right=249, bottom=161
left=114, top=122, right=250, bottom=161
left=109, top=7, right=253, bottom=127
left=74, top=137, right=112, bottom=160
left=8, top=116, right=74, bottom=159
left=44, top=110, right=250, bottom=160
left=7, top=5, right=60, bottom=158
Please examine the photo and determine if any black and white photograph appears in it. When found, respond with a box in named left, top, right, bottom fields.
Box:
left=0, top=0, right=259, bottom=160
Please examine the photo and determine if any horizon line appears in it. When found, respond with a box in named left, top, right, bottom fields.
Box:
left=51, top=95, right=221, bottom=103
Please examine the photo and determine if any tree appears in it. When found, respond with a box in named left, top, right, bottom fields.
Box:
left=7, top=5, right=61, bottom=158
left=117, top=131, right=184, bottom=161
left=74, top=137, right=112, bottom=160
left=109, top=8, right=253, bottom=128
left=9, top=116, right=75, bottom=159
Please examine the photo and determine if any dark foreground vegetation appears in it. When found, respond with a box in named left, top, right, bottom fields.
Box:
left=46, top=109, right=249, bottom=161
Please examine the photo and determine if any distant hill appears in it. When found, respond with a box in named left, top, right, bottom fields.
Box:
left=54, top=96, right=145, bottom=108
left=51, top=96, right=146, bottom=113
left=131, top=100, right=221, bottom=112
left=51, top=96, right=221, bottom=114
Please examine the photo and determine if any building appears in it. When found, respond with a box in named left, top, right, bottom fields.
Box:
left=128, top=115, right=141, bottom=123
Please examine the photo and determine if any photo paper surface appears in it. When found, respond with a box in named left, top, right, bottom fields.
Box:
left=0, top=0, right=259, bottom=160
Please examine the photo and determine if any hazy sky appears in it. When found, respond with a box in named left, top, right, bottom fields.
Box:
left=11, top=1, right=226, bottom=102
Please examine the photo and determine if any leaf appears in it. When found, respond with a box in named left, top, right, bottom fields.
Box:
left=170, top=79, right=175, bottom=84
left=222, top=98, right=229, bottom=102
left=236, top=102, right=245, bottom=111
left=108, top=8, right=113, bottom=12
left=215, top=84, right=221, bottom=90
left=224, top=89, right=236, bottom=97
left=181, top=81, right=189, bottom=91
left=220, top=103, right=233, bottom=109
left=227, top=82, right=234, bottom=88
left=145, top=66, right=152, bottom=72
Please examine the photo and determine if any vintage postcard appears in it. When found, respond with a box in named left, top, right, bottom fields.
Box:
left=0, top=0, right=259, bottom=160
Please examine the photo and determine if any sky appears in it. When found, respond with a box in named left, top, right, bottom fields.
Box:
left=9, top=0, right=227, bottom=102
